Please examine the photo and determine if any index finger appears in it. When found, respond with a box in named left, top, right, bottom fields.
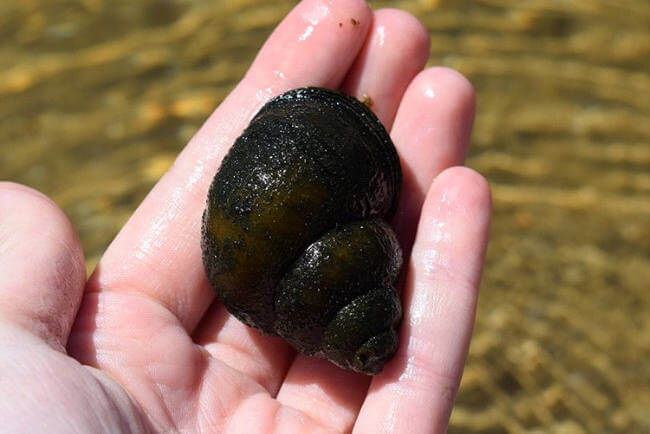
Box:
left=85, top=0, right=373, bottom=332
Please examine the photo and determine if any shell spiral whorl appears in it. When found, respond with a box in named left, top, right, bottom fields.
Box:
left=201, top=87, right=403, bottom=374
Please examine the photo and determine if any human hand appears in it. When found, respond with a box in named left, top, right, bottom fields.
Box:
left=0, top=1, right=490, bottom=432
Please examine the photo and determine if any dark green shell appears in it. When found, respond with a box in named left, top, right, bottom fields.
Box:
left=201, top=87, right=402, bottom=374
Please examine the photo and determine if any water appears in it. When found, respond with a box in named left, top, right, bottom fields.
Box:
left=1, top=0, right=649, bottom=431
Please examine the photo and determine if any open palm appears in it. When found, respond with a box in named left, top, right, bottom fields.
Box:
left=0, top=1, right=490, bottom=432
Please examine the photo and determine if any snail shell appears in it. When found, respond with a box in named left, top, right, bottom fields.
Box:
left=201, top=87, right=402, bottom=374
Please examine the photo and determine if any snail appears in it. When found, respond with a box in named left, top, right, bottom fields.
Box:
left=201, top=87, right=403, bottom=374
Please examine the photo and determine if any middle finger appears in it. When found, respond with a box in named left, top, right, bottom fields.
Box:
left=273, top=8, right=430, bottom=431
